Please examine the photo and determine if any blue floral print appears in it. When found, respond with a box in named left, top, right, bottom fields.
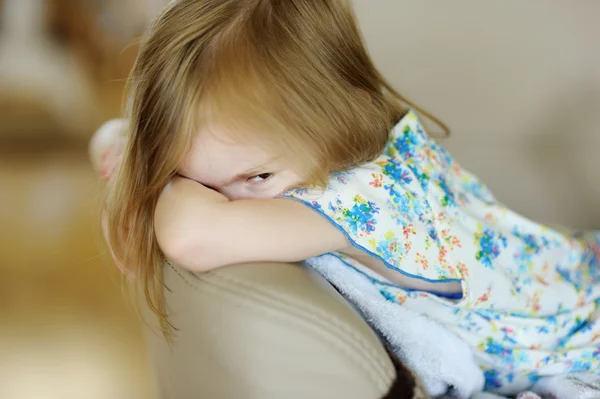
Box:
left=283, top=110, right=600, bottom=393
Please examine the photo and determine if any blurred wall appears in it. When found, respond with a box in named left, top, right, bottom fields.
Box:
left=354, top=0, right=600, bottom=228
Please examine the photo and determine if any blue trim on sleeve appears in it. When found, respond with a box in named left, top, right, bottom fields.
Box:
left=282, top=197, right=464, bottom=299
left=314, top=253, right=463, bottom=300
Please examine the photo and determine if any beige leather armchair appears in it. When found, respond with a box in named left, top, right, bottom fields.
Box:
left=144, top=262, right=413, bottom=399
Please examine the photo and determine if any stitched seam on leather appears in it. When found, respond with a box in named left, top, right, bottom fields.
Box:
left=180, top=263, right=395, bottom=384
left=171, top=263, right=393, bottom=382
left=206, top=269, right=393, bottom=379
left=169, top=265, right=389, bottom=392
left=167, top=263, right=393, bottom=391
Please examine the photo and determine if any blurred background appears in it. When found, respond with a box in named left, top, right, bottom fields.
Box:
left=0, top=0, right=167, bottom=398
left=0, top=1, right=598, bottom=398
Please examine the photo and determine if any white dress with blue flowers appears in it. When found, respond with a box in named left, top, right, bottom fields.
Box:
left=282, top=110, right=600, bottom=394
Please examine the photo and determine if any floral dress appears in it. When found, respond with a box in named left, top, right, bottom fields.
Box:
left=282, top=110, right=600, bottom=394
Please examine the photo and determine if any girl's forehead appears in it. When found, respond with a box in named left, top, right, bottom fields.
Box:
left=180, top=127, right=275, bottom=186
left=192, top=126, right=273, bottom=164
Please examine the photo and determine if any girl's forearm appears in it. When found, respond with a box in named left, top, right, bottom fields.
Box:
left=154, top=176, right=228, bottom=270
left=154, top=176, right=347, bottom=272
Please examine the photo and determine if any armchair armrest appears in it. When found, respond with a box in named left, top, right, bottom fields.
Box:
left=143, top=262, right=397, bottom=399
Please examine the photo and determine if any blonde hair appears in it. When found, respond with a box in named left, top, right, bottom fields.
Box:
left=105, top=0, right=448, bottom=338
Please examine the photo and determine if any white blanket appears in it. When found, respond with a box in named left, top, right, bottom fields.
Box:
left=307, top=255, right=485, bottom=398
left=307, top=255, right=600, bottom=399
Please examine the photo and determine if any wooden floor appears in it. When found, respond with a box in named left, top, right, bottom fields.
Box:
left=0, top=149, right=156, bottom=399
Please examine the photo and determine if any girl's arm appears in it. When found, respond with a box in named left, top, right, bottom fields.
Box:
left=155, top=176, right=348, bottom=272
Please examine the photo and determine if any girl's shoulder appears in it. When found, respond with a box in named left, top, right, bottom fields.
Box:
left=280, top=111, right=461, bottom=282
left=281, top=111, right=435, bottom=240
left=283, top=109, right=452, bottom=204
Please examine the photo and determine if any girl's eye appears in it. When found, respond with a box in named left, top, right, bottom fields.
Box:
left=247, top=173, right=273, bottom=184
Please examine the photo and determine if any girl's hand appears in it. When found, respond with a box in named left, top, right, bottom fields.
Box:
left=91, top=119, right=131, bottom=275
left=89, top=119, right=128, bottom=181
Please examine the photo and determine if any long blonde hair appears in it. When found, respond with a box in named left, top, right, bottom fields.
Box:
left=106, top=0, right=448, bottom=338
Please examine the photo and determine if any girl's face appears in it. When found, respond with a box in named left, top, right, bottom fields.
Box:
left=178, top=127, right=303, bottom=200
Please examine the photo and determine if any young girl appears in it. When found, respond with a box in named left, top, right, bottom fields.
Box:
left=94, top=0, right=600, bottom=395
